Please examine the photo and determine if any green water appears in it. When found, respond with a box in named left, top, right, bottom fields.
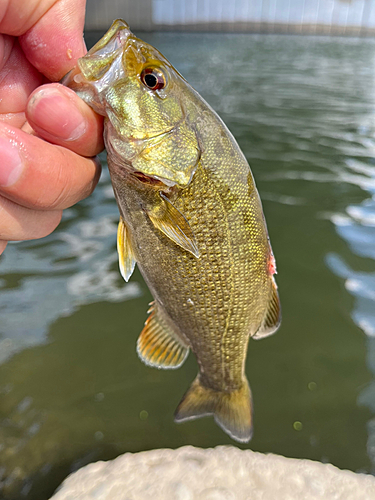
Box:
left=1, top=32, right=375, bottom=498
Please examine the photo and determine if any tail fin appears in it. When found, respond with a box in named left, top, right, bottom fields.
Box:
left=174, top=376, right=253, bottom=443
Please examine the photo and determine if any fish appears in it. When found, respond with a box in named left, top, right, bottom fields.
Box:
left=62, top=19, right=281, bottom=443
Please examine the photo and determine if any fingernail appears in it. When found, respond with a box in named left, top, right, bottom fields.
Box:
left=0, top=136, right=23, bottom=187
left=28, top=88, right=86, bottom=141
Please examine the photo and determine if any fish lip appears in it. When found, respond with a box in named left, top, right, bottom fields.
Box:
left=61, top=20, right=133, bottom=89
left=87, top=20, right=131, bottom=56
left=61, top=18, right=172, bottom=114
left=80, top=23, right=152, bottom=77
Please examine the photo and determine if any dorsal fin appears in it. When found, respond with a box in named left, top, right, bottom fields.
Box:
left=137, top=302, right=189, bottom=369
left=253, top=278, right=281, bottom=340
left=117, top=216, right=136, bottom=282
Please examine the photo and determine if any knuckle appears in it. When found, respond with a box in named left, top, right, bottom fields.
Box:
left=31, top=211, right=62, bottom=239
left=33, top=158, right=73, bottom=210
left=0, top=195, right=62, bottom=240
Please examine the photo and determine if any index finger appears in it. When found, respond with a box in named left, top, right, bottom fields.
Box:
left=19, top=0, right=87, bottom=81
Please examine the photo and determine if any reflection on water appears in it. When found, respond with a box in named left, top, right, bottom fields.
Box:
left=325, top=152, right=375, bottom=469
left=0, top=166, right=141, bottom=365
left=1, top=32, right=375, bottom=498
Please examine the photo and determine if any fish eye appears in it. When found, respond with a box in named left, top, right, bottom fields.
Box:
left=141, top=67, right=166, bottom=91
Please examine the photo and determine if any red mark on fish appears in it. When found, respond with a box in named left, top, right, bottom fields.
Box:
left=268, top=251, right=277, bottom=275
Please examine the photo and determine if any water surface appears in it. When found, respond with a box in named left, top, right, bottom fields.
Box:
left=1, top=32, right=375, bottom=498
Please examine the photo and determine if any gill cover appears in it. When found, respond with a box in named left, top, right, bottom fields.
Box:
left=62, top=19, right=201, bottom=188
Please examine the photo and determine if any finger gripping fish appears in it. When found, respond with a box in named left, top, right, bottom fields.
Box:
left=63, top=20, right=281, bottom=443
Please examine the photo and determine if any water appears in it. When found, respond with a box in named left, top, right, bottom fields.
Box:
left=1, top=32, right=375, bottom=498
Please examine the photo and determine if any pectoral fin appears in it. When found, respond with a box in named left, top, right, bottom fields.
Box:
left=117, top=217, right=136, bottom=282
left=253, top=278, right=281, bottom=340
left=137, top=301, right=189, bottom=369
left=147, top=193, right=199, bottom=258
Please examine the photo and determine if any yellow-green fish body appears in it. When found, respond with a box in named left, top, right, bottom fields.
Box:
left=63, top=20, right=281, bottom=442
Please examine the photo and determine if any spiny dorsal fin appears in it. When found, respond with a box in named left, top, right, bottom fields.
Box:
left=117, top=216, right=136, bottom=282
left=137, top=301, right=189, bottom=369
left=174, top=376, right=253, bottom=443
left=253, top=278, right=281, bottom=340
left=147, top=192, right=199, bottom=258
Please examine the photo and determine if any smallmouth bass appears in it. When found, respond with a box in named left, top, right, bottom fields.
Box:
left=63, top=20, right=281, bottom=442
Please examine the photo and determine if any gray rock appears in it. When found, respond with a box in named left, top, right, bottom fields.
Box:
left=50, top=446, right=375, bottom=500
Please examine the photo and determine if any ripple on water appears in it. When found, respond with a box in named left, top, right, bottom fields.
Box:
left=0, top=165, right=141, bottom=365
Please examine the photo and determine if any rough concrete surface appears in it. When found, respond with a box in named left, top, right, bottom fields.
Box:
left=50, top=446, right=375, bottom=500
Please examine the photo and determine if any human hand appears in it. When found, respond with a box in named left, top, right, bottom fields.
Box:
left=0, top=0, right=104, bottom=255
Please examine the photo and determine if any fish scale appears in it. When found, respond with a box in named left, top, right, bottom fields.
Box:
left=63, top=19, right=281, bottom=442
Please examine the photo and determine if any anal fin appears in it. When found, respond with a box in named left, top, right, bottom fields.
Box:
left=117, top=216, right=136, bottom=282
left=253, top=278, right=281, bottom=340
left=137, top=302, right=189, bottom=369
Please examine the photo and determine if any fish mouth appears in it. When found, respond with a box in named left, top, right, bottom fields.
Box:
left=61, top=20, right=132, bottom=92
left=61, top=19, right=163, bottom=122
left=86, top=19, right=132, bottom=57
left=62, top=18, right=170, bottom=90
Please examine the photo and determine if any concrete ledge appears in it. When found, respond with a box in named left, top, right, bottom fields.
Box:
left=50, top=446, right=375, bottom=499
